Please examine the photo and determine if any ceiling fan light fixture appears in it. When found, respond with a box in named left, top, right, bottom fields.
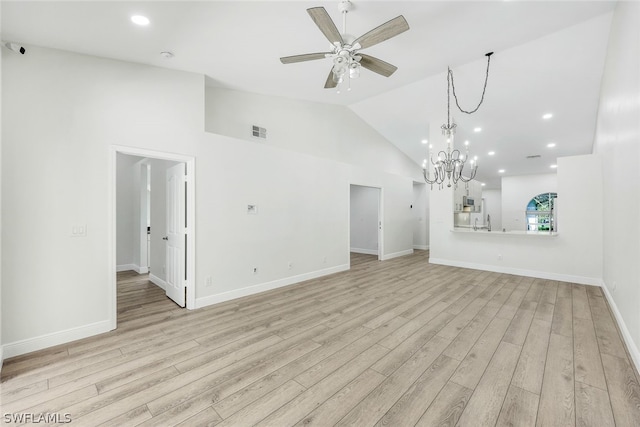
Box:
left=349, top=62, right=360, bottom=78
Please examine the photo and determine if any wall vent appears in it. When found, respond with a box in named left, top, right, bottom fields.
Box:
left=252, top=125, right=267, bottom=139
left=526, top=154, right=541, bottom=159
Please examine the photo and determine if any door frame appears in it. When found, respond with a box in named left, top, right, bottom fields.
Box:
left=348, top=183, right=384, bottom=264
left=109, top=145, right=196, bottom=329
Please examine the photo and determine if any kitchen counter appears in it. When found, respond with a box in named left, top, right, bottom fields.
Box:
left=452, top=228, right=559, bottom=237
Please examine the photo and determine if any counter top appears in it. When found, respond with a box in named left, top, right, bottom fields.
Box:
left=452, top=228, right=559, bottom=237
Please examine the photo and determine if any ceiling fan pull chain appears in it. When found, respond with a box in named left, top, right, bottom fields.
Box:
left=449, top=52, right=494, bottom=115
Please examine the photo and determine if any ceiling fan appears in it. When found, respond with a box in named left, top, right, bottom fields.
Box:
left=280, top=0, right=409, bottom=89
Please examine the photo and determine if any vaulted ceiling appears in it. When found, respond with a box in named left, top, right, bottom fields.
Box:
left=1, top=1, right=617, bottom=188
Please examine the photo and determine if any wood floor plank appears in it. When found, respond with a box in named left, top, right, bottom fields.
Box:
left=255, top=344, right=389, bottom=426
left=449, top=316, right=512, bottom=390
left=575, top=380, right=615, bottom=427
left=588, top=292, right=627, bottom=357
left=415, top=381, right=473, bottom=427
left=572, top=284, right=592, bottom=321
left=442, top=300, right=501, bottom=361
left=573, top=315, right=607, bottom=390
left=456, top=341, right=522, bottom=427
left=503, top=303, right=537, bottom=346
left=3, top=252, right=639, bottom=427
left=511, top=318, right=552, bottom=394
left=175, top=407, right=223, bottom=427
left=216, top=380, right=305, bottom=427
left=294, top=316, right=407, bottom=389
left=371, top=312, right=453, bottom=376
left=334, top=335, right=452, bottom=426
left=374, top=354, right=460, bottom=426
left=600, top=353, right=640, bottom=427
left=211, top=324, right=372, bottom=418
left=496, top=385, right=540, bottom=427
left=146, top=340, right=321, bottom=416
left=99, top=405, right=154, bottom=427
left=537, top=333, right=575, bottom=427
left=294, top=369, right=387, bottom=427
left=551, top=296, right=573, bottom=337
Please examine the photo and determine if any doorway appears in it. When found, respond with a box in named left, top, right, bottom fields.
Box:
left=349, top=184, right=382, bottom=262
left=109, top=146, right=196, bottom=330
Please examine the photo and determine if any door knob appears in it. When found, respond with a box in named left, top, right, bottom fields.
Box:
left=162, top=236, right=168, bottom=241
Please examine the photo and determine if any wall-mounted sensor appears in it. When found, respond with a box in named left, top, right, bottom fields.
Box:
left=4, top=42, right=26, bottom=54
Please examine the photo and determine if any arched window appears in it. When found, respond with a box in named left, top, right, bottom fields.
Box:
left=526, top=192, right=557, bottom=231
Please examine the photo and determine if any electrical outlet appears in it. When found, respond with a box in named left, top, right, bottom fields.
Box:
left=205, top=276, right=213, bottom=287
left=288, top=262, right=293, bottom=270
left=612, top=281, right=617, bottom=292
left=253, top=267, right=258, bottom=274
left=497, top=254, right=503, bottom=261
left=71, top=224, right=87, bottom=237
left=323, top=256, right=327, bottom=264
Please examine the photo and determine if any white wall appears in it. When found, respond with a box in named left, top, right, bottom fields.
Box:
left=412, top=182, right=429, bottom=249
left=482, top=189, right=502, bottom=231
left=592, top=0, right=640, bottom=368
left=430, top=154, right=603, bottom=285
left=501, top=173, right=557, bottom=232
left=205, top=86, right=423, bottom=181
left=1, top=46, right=419, bottom=356
left=350, top=185, right=380, bottom=255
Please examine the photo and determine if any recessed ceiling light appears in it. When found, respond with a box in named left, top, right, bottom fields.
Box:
left=421, top=139, right=428, bottom=144
left=550, top=164, right=558, bottom=169
left=547, top=143, right=556, bottom=148
left=131, top=15, right=150, bottom=26
left=474, top=127, right=482, bottom=133
left=542, top=113, right=553, bottom=120
left=488, top=151, right=495, bottom=156
left=498, top=169, right=505, bottom=173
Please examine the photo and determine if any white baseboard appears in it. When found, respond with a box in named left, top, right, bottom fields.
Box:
left=2, top=320, right=113, bottom=359
left=116, top=264, right=148, bottom=274
left=350, top=248, right=378, bottom=256
left=149, top=274, right=167, bottom=291
left=428, top=257, right=602, bottom=286
left=380, top=249, right=414, bottom=261
left=195, top=264, right=349, bottom=309
left=116, top=264, right=136, bottom=272
left=413, top=245, right=429, bottom=250
left=600, top=282, right=640, bottom=376
left=0, top=346, right=4, bottom=373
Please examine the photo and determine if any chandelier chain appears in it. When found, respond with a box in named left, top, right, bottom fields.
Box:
left=448, top=52, right=493, bottom=115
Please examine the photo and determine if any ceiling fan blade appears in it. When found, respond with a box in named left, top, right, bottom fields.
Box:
left=307, top=7, right=344, bottom=45
left=353, top=15, right=409, bottom=50
left=324, top=69, right=338, bottom=89
left=359, top=54, right=398, bottom=77
left=280, top=52, right=331, bottom=64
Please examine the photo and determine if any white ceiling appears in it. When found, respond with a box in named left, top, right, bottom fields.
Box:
left=1, top=1, right=616, bottom=188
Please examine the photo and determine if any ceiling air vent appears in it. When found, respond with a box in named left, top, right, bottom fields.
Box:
left=526, top=155, right=541, bottom=159
left=252, top=125, right=267, bottom=139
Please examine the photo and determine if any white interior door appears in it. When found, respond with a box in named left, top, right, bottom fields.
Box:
left=165, top=163, right=186, bottom=307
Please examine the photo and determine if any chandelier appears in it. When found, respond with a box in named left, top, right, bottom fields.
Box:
left=424, top=52, right=493, bottom=189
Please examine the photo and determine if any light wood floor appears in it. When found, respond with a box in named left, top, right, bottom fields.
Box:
left=2, top=251, right=640, bottom=426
